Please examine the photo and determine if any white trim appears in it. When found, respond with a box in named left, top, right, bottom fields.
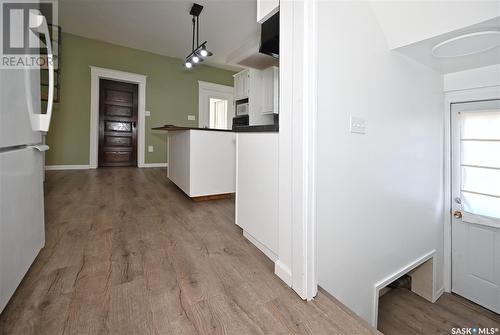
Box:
left=443, top=85, right=500, bottom=293
left=243, top=231, right=278, bottom=262
left=198, top=80, right=233, bottom=93
left=142, top=163, right=168, bottom=168
left=45, top=165, right=90, bottom=170
left=276, top=0, right=318, bottom=300
left=275, top=260, right=292, bottom=286
left=89, top=66, right=147, bottom=169
left=434, top=287, right=445, bottom=302
left=198, top=81, right=234, bottom=129
left=372, top=250, right=436, bottom=327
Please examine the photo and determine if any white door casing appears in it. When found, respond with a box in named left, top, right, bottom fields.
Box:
left=451, top=99, right=500, bottom=314
left=198, top=81, right=234, bottom=130
left=89, top=66, right=146, bottom=168
left=276, top=0, right=318, bottom=299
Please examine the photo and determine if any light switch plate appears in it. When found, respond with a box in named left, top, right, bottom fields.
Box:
left=350, top=116, right=366, bottom=134
left=148, top=146, right=154, bottom=152
left=188, top=115, right=196, bottom=121
left=145, top=110, right=151, bottom=116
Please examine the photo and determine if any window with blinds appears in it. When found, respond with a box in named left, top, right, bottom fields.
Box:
left=460, top=110, right=500, bottom=219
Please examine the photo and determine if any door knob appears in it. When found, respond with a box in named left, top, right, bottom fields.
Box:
left=453, top=210, right=462, bottom=219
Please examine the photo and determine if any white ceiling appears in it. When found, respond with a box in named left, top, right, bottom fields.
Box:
left=59, top=0, right=260, bottom=70
left=396, top=16, right=500, bottom=74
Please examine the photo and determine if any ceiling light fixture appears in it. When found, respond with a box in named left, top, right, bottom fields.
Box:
left=184, top=3, right=213, bottom=69
left=432, top=30, right=500, bottom=58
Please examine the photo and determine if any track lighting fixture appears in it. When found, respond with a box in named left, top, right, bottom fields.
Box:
left=184, top=3, right=212, bottom=69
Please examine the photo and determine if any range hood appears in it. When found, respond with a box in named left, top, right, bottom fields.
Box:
left=259, top=12, right=279, bottom=58
left=225, top=11, right=279, bottom=69
left=226, top=36, right=278, bottom=70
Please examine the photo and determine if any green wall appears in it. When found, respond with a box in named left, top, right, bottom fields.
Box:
left=45, top=33, right=235, bottom=165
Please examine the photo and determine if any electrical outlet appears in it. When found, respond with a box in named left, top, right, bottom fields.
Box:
left=145, top=110, right=151, bottom=116
left=350, top=116, right=366, bottom=134
left=188, top=115, right=196, bottom=121
left=148, top=146, right=154, bottom=152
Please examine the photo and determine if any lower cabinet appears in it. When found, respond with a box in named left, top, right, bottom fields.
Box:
left=235, top=132, right=279, bottom=260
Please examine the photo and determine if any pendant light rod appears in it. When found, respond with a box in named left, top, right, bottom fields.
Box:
left=184, top=3, right=212, bottom=69
left=192, top=16, right=195, bottom=52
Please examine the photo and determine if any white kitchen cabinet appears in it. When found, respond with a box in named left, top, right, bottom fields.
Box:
left=233, top=70, right=249, bottom=100
left=236, top=132, right=279, bottom=260
left=261, top=66, right=279, bottom=114
left=257, top=0, right=279, bottom=23
left=233, top=69, right=274, bottom=125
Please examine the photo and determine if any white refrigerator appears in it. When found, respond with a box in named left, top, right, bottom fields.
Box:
left=0, top=12, right=54, bottom=313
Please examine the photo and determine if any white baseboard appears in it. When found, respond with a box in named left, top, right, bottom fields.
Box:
left=243, top=230, right=278, bottom=262
left=275, top=260, right=292, bottom=287
left=142, top=163, right=168, bottom=168
left=46, top=163, right=167, bottom=170
left=45, top=165, right=90, bottom=170
left=433, top=287, right=445, bottom=303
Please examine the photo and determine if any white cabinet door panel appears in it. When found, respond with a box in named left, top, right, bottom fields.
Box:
left=0, top=147, right=45, bottom=313
left=236, top=133, right=278, bottom=255
left=257, top=0, right=279, bottom=23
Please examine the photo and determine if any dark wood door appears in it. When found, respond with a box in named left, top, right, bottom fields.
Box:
left=98, top=79, right=138, bottom=167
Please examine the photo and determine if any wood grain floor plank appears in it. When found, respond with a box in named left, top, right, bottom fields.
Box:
left=0, top=168, right=378, bottom=335
left=378, top=288, right=500, bottom=335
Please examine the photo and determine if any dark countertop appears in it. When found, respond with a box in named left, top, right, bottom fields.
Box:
left=232, top=124, right=279, bottom=132
left=152, top=125, right=233, bottom=132
left=153, top=124, right=279, bottom=133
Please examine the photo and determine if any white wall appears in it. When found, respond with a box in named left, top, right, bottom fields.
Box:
left=444, top=64, right=500, bottom=92
left=371, top=1, right=500, bottom=49
left=316, top=1, right=444, bottom=325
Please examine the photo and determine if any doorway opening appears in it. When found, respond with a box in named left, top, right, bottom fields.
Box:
left=98, top=79, right=138, bottom=167
left=89, top=67, right=147, bottom=169
left=209, top=98, right=229, bottom=129
left=198, top=81, right=234, bottom=130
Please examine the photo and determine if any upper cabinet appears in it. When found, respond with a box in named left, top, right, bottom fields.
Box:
left=234, top=68, right=277, bottom=125
left=257, top=0, right=279, bottom=23
left=233, top=70, right=250, bottom=100
left=261, top=66, right=279, bottom=115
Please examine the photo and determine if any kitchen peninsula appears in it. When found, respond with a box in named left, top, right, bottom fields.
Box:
left=153, top=125, right=236, bottom=200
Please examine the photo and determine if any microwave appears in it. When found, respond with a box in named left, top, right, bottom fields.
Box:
left=235, top=98, right=249, bottom=116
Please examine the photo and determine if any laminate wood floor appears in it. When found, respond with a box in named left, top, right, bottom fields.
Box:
left=0, top=168, right=378, bottom=335
left=378, top=288, right=500, bottom=335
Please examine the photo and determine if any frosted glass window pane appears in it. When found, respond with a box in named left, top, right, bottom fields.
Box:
left=462, top=166, right=500, bottom=196
left=462, top=192, right=500, bottom=219
left=462, top=141, right=500, bottom=168
left=461, top=111, right=500, bottom=140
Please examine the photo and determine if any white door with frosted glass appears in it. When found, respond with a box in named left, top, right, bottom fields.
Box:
left=451, top=100, right=500, bottom=314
